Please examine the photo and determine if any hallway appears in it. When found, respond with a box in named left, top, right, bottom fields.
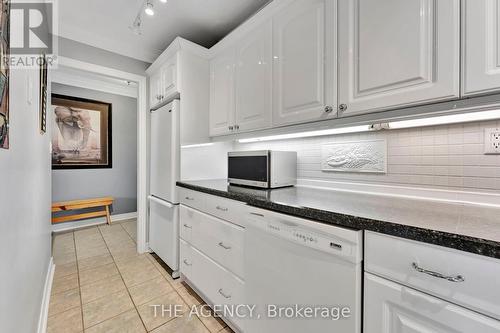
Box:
left=48, top=220, right=233, bottom=333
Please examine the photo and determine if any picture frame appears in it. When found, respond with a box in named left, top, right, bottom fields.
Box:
left=0, top=0, right=10, bottom=149
left=39, top=54, right=48, bottom=134
left=51, top=94, right=112, bottom=169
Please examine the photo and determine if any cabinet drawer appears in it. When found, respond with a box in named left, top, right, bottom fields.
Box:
left=179, top=188, right=206, bottom=211
left=180, top=205, right=244, bottom=278
left=191, top=246, right=245, bottom=331
left=195, top=211, right=244, bottom=278
left=365, top=231, right=500, bottom=320
left=205, top=194, right=245, bottom=226
left=364, top=273, right=500, bottom=333
left=180, top=239, right=193, bottom=280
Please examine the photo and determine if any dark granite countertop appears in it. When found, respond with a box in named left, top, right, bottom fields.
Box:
left=177, top=179, right=500, bottom=260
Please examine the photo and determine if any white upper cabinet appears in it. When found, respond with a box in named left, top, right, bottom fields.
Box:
left=338, top=0, right=460, bottom=117
left=160, top=55, right=177, bottom=100
left=149, top=54, right=178, bottom=109
left=209, top=48, right=236, bottom=136
left=272, top=0, right=337, bottom=127
left=235, top=21, right=273, bottom=132
left=463, top=0, right=500, bottom=96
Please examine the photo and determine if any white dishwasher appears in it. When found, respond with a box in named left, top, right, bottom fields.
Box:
left=244, top=208, right=363, bottom=333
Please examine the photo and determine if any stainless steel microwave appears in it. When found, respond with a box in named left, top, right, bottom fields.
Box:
left=228, top=150, right=297, bottom=189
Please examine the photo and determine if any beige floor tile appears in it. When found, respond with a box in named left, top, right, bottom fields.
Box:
left=78, top=253, right=114, bottom=272
left=74, top=227, right=101, bottom=240
left=151, top=314, right=209, bottom=333
left=79, top=262, right=119, bottom=286
left=75, top=238, right=106, bottom=251
left=109, top=245, right=142, bottom=262
left=106, top=239, right=136, bottom=253
left=82, top=290, right=134, bottom=328
left=121, top=263, right=162, bottom=288
left=53, top=251, right=77, bottom=265
left=53, top=262, right=77, bottom=280
left=84, top=309, right=146, bottom=333
left=137, top=292, right=187, bottom=331
left=116, top=255, right=154, bottom=272
left=80, top=274, right=126, bottom=304
left=53, top=242, right=76, bottom=254
left=76, top=244, right=109, bottom=260
left=98, top=224, right=126, bottom=236
left=195, top=305, right=227, bottom=333
left=51, top=273, right=79, bottom=295
left=47, top=307, right=83, bottom=333
left=177, top=284, right=204, bottom=307
left=48, top=288, right=80, bottom=317
left=128, top=276, right=174, bottom=306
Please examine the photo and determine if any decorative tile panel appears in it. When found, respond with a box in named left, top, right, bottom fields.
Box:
left=321, top=140, right=387, bottom=173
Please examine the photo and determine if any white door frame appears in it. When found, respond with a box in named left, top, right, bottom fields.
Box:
left=56, top=56, right=149, bottom=253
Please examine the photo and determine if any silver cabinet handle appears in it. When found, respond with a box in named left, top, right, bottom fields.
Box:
left=412, top=263, right=465, bottom=283
left=324, top=105, right=334, bottom=113
left=338, top=104, right=348, bottom=112
left=228, top=125, right=234, bottom=131
left=250, top=212, right=264, bottom=217
left=218, top=288, right=231, bottom=299
left=183, top=259, right=192, bottom=266
left=183, top=224, right=192, bottom=229
left=184, top=196, right=194, bottom=201
left=234, top=124, right=240, bottom=130
left=218, top=242, right=231, bottom=250
left=216, top=205, right=228, bottom=212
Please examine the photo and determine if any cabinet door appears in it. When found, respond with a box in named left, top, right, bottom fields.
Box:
left=338, top=0, right=460, bottom=117
left=364, top=273, right=500, bottom=333
left=463, top=0, right=500, bottom=96
left=234, top=21, right=273, bottom=132
left=209, top=48, right=235, bottom=136
left=160, top=56, right=177, bottom=100
left=149, top=73, right=161, bottom=108
left=272, top=0, right=337, bottom=126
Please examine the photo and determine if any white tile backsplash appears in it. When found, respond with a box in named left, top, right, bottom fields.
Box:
left=235, top=120, right=500, bottom=193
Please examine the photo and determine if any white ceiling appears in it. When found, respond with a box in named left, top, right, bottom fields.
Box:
left=58, top=0, right=271, bottom=63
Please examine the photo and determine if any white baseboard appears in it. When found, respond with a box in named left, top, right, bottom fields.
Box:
left=37, top=257, right=55, bottom=333
left=52, top=212, right=138, bottom=233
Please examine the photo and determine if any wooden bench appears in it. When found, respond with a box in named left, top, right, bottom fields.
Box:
left=52, top=197, right=114, bottom=225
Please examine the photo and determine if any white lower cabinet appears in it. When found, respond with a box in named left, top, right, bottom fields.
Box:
left=364, top=273, right=500, bottom=333
left=179, top=190, right=246, bottom=332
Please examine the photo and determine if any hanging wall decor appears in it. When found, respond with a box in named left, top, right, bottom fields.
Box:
left=39, top=54, right=48, bottom=133
left=51, top=94, right=112, bottom=169
left=0, top=0, right=10, bottom=149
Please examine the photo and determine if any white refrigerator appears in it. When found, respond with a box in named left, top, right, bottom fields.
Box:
left=149, top=99, right=180, bottom=278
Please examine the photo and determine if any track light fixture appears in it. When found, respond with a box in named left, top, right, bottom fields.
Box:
left=145, top=1, right=154, bottom=16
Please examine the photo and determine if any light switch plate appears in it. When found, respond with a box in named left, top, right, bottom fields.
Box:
left=484, top=128, right=500, bottom=154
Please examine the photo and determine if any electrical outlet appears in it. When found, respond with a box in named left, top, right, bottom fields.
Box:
left=484, top=128, right=500, bottom=154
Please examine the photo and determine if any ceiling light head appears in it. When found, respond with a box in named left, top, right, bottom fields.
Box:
left=129, top=15, right=142, bottom=35
left=159, top=0, right=167, bottom=3
left=145, top=2, right=154, bottom=16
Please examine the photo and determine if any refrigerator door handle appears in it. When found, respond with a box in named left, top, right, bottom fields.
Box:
left=148, top=195, right=174, bottom=208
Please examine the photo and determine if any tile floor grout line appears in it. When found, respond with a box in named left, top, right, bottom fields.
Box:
left=97, top=224, right=150, bottom=332
left=72, top=230, right=86, bottom=333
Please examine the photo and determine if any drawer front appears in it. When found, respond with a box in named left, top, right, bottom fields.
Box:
left=191, top=246, right=245, bottom=331
left=195, top=211, right=244, bottom=279
left=364, top=273, right=500, bottom=333
left=181, top=205, right=244, bottom=278
left=365, top=231, right=500, bottom=320
left=205, top=194, right=245, bottom=226
left=180, top=205, right=201, bottom=243
left=179, top=187, right=206, bottom=211
left=180, top=239, right=193, bottom=280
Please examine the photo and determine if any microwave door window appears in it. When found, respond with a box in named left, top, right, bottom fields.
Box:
left=229, top=156, right=268, bottom=182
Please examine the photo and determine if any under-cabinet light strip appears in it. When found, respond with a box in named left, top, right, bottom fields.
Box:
left=238, top=109, right=500, bottom=143
left=181, top=143, right=215, bottom=149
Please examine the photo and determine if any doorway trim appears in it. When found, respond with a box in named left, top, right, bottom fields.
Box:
left=55, top=56, right=149, bottom=253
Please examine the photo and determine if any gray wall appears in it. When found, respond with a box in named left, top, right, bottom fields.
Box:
left=58, top=37, right=151, bottom=75
left=0, top=33, right=52, bottom=333
left=52, top=83, right=137, bottom=216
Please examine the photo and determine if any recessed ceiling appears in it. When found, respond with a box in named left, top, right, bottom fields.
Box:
left=57, top=0, right=271, bottom=63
